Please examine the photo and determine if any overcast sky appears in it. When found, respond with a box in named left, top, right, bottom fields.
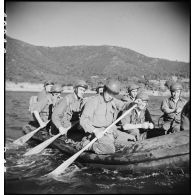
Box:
left=6, top=1, right=190, bottom=62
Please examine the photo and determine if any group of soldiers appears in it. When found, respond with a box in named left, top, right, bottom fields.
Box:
left=28, top=78, right=190, bottom=155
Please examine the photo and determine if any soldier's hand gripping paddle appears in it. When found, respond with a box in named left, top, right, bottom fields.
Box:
left=23, top=121, right=78, bottom=156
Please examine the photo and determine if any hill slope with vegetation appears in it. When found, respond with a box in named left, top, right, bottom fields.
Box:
left=6, top=36, right=189, bottom=88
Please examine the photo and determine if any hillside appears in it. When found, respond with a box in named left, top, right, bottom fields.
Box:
left=6, top=36, right=189, bottom=86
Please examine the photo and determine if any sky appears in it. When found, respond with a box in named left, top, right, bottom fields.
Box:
left=6, top=1, right=190, bottom=62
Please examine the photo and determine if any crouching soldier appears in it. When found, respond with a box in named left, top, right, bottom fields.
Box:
left=79, top=79, right=136, bottom=155
left=51, top=80, right=88, bottom=137
left=29, top=84, right=63, bottom=131
left=160, top=83, right=187, bottom=134
left=121, top=92, right=154, bottom=141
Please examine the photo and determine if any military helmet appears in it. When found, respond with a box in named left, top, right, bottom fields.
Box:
left=104, top=79, right=121, bottom=95
left=96, top=82, right=104, bottom=92
left=170, top=83, right=183, bottom=92
left=44, top=80, right=54, bottom=87
left=136, top=92, right=149, bottom=101
left=74, top=80, right=88, bottom=89
left=128, top=83, right=140, bottom=92
left=164, top=80, right=173, bottom=89
left=50, top=84, right=63, bottom=93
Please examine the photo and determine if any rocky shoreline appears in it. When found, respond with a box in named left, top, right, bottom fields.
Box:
left=5, top=81, right=189, bottom=97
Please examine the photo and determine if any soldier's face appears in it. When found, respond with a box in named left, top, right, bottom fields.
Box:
left=45, top=84, right=53, bottom=92
left=171, top=90, right=181, bottom=99
left=77, top=87, right=86, bottom=98
left=52, top=92, right=61, bottom=102
left=130, top=89, right=138, bottom=98
left=137, top=99, right=148, bottom=110
left=98, top=87, right=104, bottom=95
left=104, top=91, right=114, bottom=102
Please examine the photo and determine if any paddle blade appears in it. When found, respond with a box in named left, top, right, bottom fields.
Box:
left=47, top=137, right=97, bottom=177
left=13, top=126, right=41, bottom=145
left=24, top=133, right=61, bottom=156
left=48, top=153, right=79, bottom=177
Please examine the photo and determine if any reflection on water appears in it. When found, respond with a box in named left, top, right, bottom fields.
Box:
left=5, top=91, right=190, bottom=194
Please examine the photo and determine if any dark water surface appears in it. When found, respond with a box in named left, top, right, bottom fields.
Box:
left=5, top=91, right=190, bottom=194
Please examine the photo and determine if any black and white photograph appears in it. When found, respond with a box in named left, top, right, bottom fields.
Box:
left=4, top=1, right=190, bottom=194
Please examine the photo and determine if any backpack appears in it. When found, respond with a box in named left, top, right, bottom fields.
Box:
left=29, top=96, right=38, bottom=114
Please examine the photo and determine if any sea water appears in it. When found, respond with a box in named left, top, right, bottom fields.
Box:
left=5, top=91, right=190, bottom=194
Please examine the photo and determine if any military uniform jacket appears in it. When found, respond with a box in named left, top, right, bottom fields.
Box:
left=37, top=90, right=47, bottom=102
left=32, top=93, right=53, bottom=122
left=80, top=95, right=131, bottom=133
left=121, top=107, right=153, bottom=126
left=161, top=97, right=187, bottom=122
left=52, top=93, right=84, bottom=128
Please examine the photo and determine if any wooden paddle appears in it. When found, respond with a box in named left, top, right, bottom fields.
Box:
left=23, top=121, right=78, bottom=156
left=13, top=121, right=50, bottom=146
left=47, top=104, right=137, bottom=177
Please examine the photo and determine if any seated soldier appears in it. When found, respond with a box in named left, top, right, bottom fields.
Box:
left=52, top=80, right=88, bottom=137
left=80, top=79, right=136, bottom=155
left=38, top=80, right=54, bottom=101
left=31, top=84, right=63, bottom=129
left=121, top=92, right=154, bottom=141
left=117, top=83, right=140, bottom=126
left=121, top=83, right=140, bottom=102
left=160, top=83, right=187, bottom=134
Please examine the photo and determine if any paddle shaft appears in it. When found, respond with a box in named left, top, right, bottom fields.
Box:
left=24, top=121, right=78, bottom=156
left=23, top=133, right=62, bottom=156
left=48, top=104, right=137, bottom=177
left=13, top=121, right=50, bottom=145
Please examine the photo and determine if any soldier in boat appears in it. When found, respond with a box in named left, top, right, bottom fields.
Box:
left=28, top=80, right=54, bottom=115
left=38, top=80, right=54, bottom=101
left=121, top=83, right=140, bottom=102
left=120, top=92, right=154, bottom=141
left=160, top=82, right=187, bottom=134
left=79, top=79, right=137, bottom=155
left=117, top=83, right=140, bottom=126
left=51, top=80, right=88, bottom=137
left=84, top=82, right=104, bottom=103
left=25, top=84, right=63, bottom=133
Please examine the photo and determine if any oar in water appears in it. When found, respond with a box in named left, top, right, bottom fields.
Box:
left=47, top=104, right=137, bottom=177
left=23, top=121, right=78, bottom=156
left=13, top=121, right=50, bottom=146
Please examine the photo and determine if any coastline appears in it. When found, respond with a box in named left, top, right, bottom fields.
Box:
left=5, top=81, right=96, bottom=94
left=5, top=81, right=189, bottom=97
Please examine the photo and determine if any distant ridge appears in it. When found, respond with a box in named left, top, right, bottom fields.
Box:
left=6, top=36, right=189, bottom=85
